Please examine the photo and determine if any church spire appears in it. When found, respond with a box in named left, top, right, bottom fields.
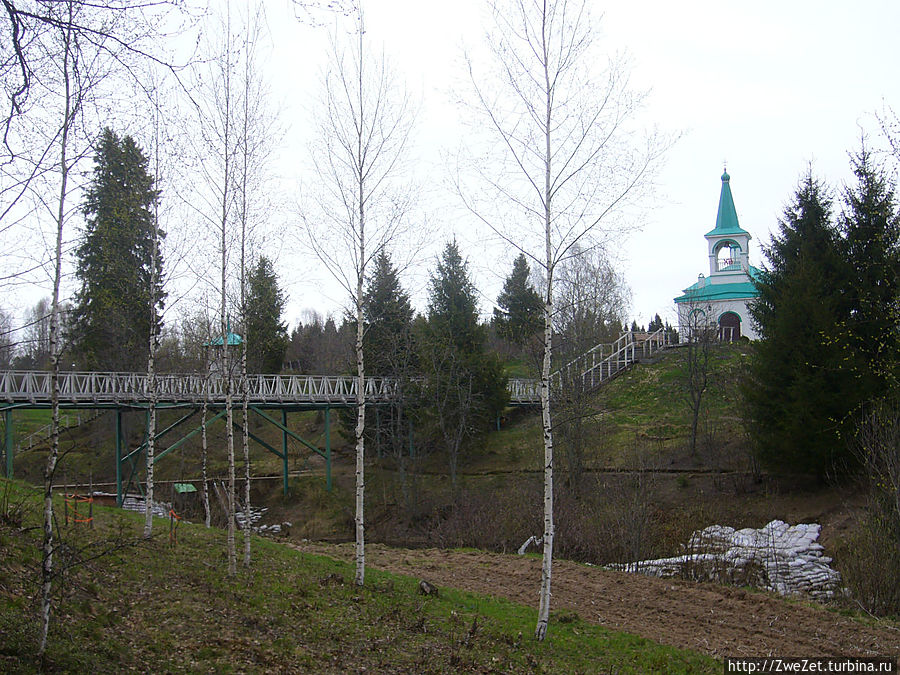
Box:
left=706, top=169, right=749, bottom=237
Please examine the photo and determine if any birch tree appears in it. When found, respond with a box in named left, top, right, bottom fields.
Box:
left=12, top=0, right=180, bottom=658
left=304, top=13, right=413, bottom=586
left=460, top=0, right=666, bottom=640
left=144, top=107, right=163, bottom=539
left=235, top=2, right=277, bottom=568
left=188, top=6, right=240, bottom=576
left=41, top=5, right=77, bottom=656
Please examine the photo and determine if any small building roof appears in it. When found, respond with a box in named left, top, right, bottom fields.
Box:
left=705, top=170, right=751, bottom=238
left=205, top=331, right=243, bottom=347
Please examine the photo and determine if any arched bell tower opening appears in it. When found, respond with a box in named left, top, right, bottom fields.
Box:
left=714, top=240, right=741, bottom=272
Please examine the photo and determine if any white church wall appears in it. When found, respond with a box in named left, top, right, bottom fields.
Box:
left=676, top=297, right=758, bottom=342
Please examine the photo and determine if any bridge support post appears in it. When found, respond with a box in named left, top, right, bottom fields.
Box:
left=4, top=408, right=12, bottom=479
left=115, top=410, right=123, bottom=506
left=281, top=408, right=288, bottom=496
left=325, top=406, right=331, bottom=492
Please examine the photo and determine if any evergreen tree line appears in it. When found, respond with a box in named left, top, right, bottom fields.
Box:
left=746, top=146, right=900, bottom=477
left=3, top=127, right=635, bottom=386
left=0, top=128, right=290, bottom=376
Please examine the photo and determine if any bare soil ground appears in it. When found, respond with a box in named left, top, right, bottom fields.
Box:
left=288, top=540, right=900, bottom=660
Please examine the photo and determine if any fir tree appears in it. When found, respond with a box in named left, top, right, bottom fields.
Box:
left=244, top=256, right=288, bottom=373
left=72, top=128, right=163, bottom=371
left=363, top=250, right=415, bottom=376
left=745, top=171, right=852, bottom=475
left=494, top=253, right=542, bottom=346
left=427, top=240, right=483, bottom=354
left=420, top=241, right=507, bottom=483
left=838, top=146, right=900, bottom=395
left=361, top=250, right=417, bottom=478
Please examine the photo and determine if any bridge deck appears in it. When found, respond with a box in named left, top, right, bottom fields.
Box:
left=0, top=371, right=542, bottom=407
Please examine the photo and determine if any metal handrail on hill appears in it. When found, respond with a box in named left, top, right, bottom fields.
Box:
left=551, top=327, right=671, bottom=394
left=15, top=410, right=104, bottom=453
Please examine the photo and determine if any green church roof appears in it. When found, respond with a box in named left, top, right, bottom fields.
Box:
left=674, top=266, right=762, bottom=304
left=705, top=170, right=751, bottom=238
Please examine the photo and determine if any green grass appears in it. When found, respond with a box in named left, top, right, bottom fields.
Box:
left=0, top=479, right=719, bottom=673
left=3, top=408, right=85, bottom=441
left=473, top=342, right=753, bottom=472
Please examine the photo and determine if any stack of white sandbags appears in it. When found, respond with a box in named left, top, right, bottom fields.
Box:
left=615, top=519, right=842, bottom=602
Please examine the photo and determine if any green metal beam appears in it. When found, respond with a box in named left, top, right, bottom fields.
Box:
left=4, top=408, right=12, bottom=479
left=281, top=409, right=288, bottom=496
left=116, top=410, right=123, bottom=505
left=0, top=403, right=31, bottom=413
left=154, top=409, right=227, bottom=464
left=121, top=409, right=199, bottom=463
left=249, top=406, right=326, bottom=459
left=229, top=420, right=284, bottom=459
left=325, top=406, right=331, bottom=492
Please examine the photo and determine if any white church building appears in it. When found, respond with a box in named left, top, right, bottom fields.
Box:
left=674, top=170, right=761, bottom=341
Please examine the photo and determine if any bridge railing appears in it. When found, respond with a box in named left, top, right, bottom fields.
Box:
left=0, top=371, right=400, bottom=405
left=0, top=330, right=670, bottom=408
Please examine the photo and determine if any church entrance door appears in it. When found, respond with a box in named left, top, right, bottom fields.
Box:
left=718, top=312, right=741, bottom=341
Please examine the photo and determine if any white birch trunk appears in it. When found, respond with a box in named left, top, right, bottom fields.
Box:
left=224, top=314, right=235, bottom=577
left=39, top=11, right=73, bottom=655
left=239, top=11, right=252, bottom=568
left=354, top=123, right=366, bottom=585
left=535, top=21, right=555, bottom=640
left=467, top=0, right=659, bottom=640
left=143, top=103, right=161, bottom=540
left=352, top=21, right=367, bottom=588
left=306, top=13, right=413, bottom=588
left=201, top=397, right=211, bottom=528
left=241, top=326, right=250, bottom=566
left=220, top=5, right=236, bottom=578
left=354, top=291, right=365, bottom=586
left=535, top=290, right=554, bottom=640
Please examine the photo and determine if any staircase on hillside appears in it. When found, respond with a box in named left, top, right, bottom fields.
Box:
left=14, top=410, right=105, bottom=453
left=554, top=327, right=671, bottom=393
left=510, top=328, right=672, bottom=404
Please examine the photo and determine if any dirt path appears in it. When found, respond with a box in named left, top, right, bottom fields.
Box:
left=288, top=541, right=900, bottom=659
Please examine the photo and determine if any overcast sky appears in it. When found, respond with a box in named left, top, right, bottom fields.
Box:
left=257, top=0, right=900, bottom=330
left=8, top=1, right=897, bottom=336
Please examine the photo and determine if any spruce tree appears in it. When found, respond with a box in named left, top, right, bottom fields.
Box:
left=494, top=253, right=542, bottom=346
left=420, top=241, right=507, bottom=483
left=427, top=240, right=483, bottom=354
left=839, top=146, right=900, bottom=395
left=244, top=256, right=288, bottom=373
left=363, top=250, right=415, bottom=376
left=72, top=128, right=163, bottom=371
left=745, top=171, right=852, bottom=475
left=362, top=250, right=417, bottom=477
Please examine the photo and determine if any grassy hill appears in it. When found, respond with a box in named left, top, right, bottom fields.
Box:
left=476, top=342, right=753, bottom=474
left=3, top=343, right=858, bottom=565
left=0, top=480, right=718, bottom=673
